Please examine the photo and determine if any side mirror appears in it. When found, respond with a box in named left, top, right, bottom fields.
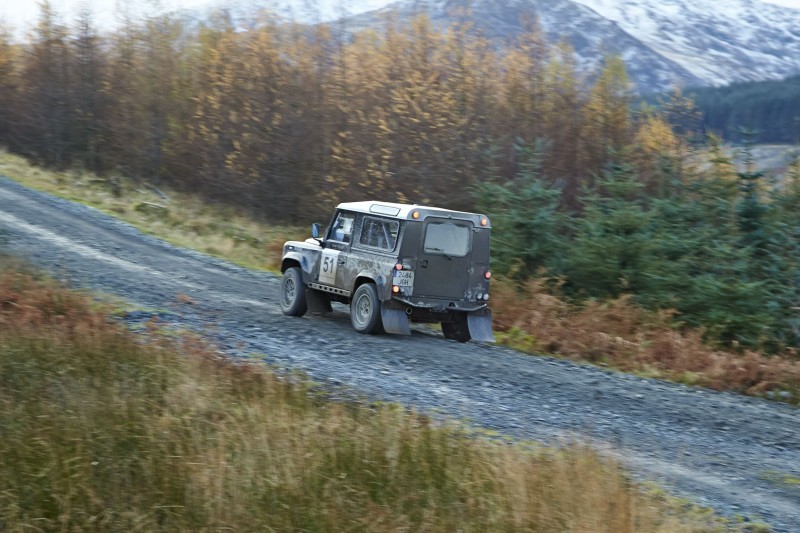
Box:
left=311, top=223, right=321, bottom=239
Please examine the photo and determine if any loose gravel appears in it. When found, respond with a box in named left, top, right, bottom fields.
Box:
left=1, top=176, right=799, bottom=531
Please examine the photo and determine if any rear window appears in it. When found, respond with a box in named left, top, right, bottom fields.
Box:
left=424, top=222, right=470, bottom=257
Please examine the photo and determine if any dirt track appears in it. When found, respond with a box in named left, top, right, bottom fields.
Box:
left=1, top=176, right=799, bottom=531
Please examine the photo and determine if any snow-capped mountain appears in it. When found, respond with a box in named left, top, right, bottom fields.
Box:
left=573, top=0, right=800, bottom=87
left=334, top=0, right=800, bottom=93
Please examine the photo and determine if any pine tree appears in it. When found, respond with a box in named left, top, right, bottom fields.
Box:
left=565, top=152, right=653, bottom=297
left=473, top=140, right=567, bottom=278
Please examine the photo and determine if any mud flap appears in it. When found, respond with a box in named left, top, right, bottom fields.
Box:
left=381, top=306, right=411, bottom=335
left=468, top=309, right=495, bottom=342
left=306, top=288, right=332, bottom=313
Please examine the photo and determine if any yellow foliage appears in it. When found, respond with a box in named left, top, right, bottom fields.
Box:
left=635, top=114, right=679, bottom=155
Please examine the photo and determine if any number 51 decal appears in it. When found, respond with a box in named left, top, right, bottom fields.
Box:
left=318, top=249, right=340, bottom=285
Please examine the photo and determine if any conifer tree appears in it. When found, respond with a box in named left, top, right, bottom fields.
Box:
left=565, top=152, right=653, bottom=297
left=473, top=140, right=567, bottom=278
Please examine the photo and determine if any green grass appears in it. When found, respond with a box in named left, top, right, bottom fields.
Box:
left=0, top=263, right=747, bottom=532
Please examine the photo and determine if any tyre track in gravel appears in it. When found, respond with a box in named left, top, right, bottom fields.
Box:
left=1, top=176, right=799, bottom=531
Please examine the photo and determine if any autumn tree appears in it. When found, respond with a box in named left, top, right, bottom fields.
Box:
left=0, top=24, right=19, bottom=148
left=68, top=2, right=104, bottom=172
left=579, top=56, right=633, bottom=183
left=20, top=1, right=72, bottom=166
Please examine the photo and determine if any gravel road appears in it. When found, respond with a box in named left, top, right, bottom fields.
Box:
left=1, top=176, right=799, bottom=531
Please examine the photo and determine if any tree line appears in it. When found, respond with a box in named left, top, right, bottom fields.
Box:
left=0, top=3, right=654, bottom=218
left=684, top=75, right=800, bottom=144
left=1, top=2, right=799, bottom=351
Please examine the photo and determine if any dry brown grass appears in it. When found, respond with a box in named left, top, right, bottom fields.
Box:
left=0, top=262, right=740, bottom=532
left=492, top=277, right=800, bottom=400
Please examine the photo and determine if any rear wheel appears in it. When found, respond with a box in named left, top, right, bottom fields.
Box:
left=280, top=267, right=307, bottom=316
left=442, top=313, right=471, bottom=343
left=351, top=283, right=383, bottom=334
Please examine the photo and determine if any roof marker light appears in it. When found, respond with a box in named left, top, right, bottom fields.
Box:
left=412, top=210, right=420, bottom=219
left=480, top=217, right=488, bottom=226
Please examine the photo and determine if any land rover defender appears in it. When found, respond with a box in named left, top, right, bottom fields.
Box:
left=279, top=201, right=494, bottom=342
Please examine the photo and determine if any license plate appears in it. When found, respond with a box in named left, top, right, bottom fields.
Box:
left=393, top=270, right=414, bottom=287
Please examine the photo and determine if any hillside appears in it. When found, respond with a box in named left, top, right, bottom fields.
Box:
left=340, top=0, right=800, bottom=93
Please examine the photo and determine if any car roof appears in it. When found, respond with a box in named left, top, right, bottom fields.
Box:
left=336, top=201, right=487, bottom=223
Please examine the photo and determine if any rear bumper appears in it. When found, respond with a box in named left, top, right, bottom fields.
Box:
left=386, top=296, right=487, bottom=314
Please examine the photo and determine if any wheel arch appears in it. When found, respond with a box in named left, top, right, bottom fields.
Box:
left=352, top=274, right=375, bottom=293
left=352, top=271, right=391, bottom=301
left=281, top=257, right=302, bottom=273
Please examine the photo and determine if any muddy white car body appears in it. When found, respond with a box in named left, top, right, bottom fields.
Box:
left=279, top=201, right=494, bottom=342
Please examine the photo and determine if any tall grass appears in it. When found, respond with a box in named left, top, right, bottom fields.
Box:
left=0, top=265, right=730, bottom=531
left=491, top=277, right=800, bottom=402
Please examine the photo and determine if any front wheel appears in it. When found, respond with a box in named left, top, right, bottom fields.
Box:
left=350, top=283, right=383, bottom=334
left=280, top=267, right=307, bottom=316
left=442, top=313, right=471, bottom=343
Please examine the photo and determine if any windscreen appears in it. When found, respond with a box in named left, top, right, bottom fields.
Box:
left=423, top=222, right=470, bottom=257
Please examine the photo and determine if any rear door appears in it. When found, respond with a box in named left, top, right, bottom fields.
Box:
left=413, top=218, right=473, bottom=299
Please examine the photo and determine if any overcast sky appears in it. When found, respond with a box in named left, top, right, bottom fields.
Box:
left=3, top=0, right=800, bottom=35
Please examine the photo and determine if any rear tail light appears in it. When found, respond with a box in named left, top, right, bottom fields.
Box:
left=484, top=271, right=492, bottom=280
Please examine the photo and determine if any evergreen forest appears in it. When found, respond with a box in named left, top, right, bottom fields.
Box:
left=1, top=3, right=800, bottom=352
left=685, top=75, right=800, bottom=144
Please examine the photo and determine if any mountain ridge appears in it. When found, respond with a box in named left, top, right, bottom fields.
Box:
left=328, top=0, right=800, bottom=93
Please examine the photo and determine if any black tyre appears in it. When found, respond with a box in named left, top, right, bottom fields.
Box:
left=280, top=267, right=308, bottom=316
left=442, top=313, right=471, bottom=343
left=350, top=283, right=383, bottom=334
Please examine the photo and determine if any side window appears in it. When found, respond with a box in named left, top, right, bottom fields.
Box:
left=359, top=217, right=399, bottom=251
left=329, top=212, right=355, bottom=243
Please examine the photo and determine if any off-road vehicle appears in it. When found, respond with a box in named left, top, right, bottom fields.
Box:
left=279, top=201, right=494, bottom=342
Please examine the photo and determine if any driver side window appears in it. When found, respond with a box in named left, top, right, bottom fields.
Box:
left=329, top=212, right=355, bottom=243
